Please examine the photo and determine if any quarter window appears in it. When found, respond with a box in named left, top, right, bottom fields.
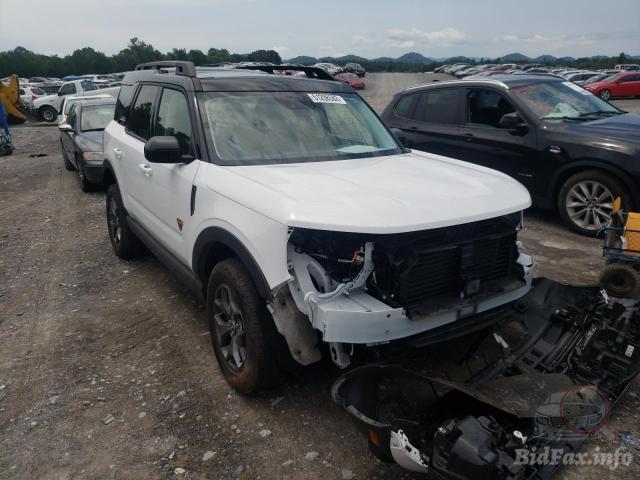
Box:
left=395, top=94, right=417, bottom=118
left=411, top=89, right=459, bottom=124
left=155, top=89, right=193, bottom=155
left=126, top=85, right=159, bottom=141
left=115, top=84, right=136, bottom=125
left=59, top=83, right=77, bottom=96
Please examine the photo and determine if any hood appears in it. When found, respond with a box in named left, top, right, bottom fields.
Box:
left=561, top=112, right=640, bottom=143
left=207, top=150, right=531, bottom=234
left=76, top=130, right=104, bottom=151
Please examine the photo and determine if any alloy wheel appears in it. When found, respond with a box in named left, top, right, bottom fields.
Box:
left=565, top=180, right=614, bottom=231
left=107, top=197, right=122, bottom=245
left=213, top=284, right=247, bottom=371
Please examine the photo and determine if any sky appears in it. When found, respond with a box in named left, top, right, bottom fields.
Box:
left=1, top=0, right=639, bottom=59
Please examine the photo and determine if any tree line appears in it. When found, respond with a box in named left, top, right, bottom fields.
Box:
left=0, top=38, right=282, bottom=78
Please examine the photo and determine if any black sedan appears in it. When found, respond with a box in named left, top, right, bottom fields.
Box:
left=381, top=75, right=640, bottom=235
left=59, top=98, right=115, bottom=192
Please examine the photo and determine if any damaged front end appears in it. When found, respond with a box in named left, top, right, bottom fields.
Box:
left=332, top=278, right=640, bottom=478
left=275, top=213, right=533, bottom=368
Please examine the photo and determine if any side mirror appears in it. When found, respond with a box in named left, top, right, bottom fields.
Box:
left=59, top=123, right=73, bottom=132
left=390, top=127, right=407, bottom=147
left=499, top=112, right=528, bottom=133
left=144, top=136, right=183, bottom=163
left=58, top=90, right=65, bottom=96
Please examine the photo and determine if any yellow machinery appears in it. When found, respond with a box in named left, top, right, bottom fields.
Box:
left=0, top=75, right=27, bottom=123
left=600, top=198, right=640, bottom=298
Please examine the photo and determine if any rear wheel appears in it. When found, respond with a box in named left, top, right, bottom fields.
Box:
left=558, top=170, right=631, bottom=236
left=207, top=258, right=283, bottom=394
left=106, top=184, right=145, bottom=259
left=40, top=106, right=57, bottom=123
left=598, top=89, right=611, bottom=101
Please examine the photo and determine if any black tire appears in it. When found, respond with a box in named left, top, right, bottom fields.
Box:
left=600, top=263, right=639, bottom=298
left=207, top=258, right=283, bottom=394
left=598, top=89, right=611, bottom=101
left=558, top=170, right=632, bottom=236
left=106, top=184, right=145, bottom=259
left=39, top=106, right=57, bottom=123
left=77, top=159, right=94, bottom=192
left=60, top=141, right=75, bottom=171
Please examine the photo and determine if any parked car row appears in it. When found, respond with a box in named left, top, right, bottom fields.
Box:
left=382, top=74, right=640, bottom=235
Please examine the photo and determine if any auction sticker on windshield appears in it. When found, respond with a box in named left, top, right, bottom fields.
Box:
left=307, top=93, right=347, bottom=104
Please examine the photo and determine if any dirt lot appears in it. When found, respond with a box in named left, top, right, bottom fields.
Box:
left=1, top=73, right=639, bottom=480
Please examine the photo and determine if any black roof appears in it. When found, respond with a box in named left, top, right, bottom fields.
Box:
left=122, top=63, right=351, bottom=94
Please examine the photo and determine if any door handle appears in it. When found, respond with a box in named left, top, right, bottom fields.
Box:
left=463, top=133, right=475, bottom=142
left=112, top=147, right=123, bottom=159
left=139, top=163, right=153, bottom=176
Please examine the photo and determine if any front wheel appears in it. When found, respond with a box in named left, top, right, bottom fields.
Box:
left=77, top=161, right=94, bottom=192
left=60, top=141, right=75, bottom=171
left=598, top=89, right=611, bottom=101
left=207, top=259, right=283, bottom=395
left=558, top=170, right=632, bottom=236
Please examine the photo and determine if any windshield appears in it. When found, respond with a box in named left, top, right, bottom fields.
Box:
left=199, top=92, right=401, bottom=166
left=511, top=81, right=620, bottom=121
left=80, top=104, right=115, bottom=131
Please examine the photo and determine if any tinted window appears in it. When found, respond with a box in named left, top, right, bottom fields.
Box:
left=59, top=83, right=77, bottom=96
left=115, top=84, right=136, bottom=125
left=155, top=89, right=193, bottom=155
left=126, top=85, right=159, bottom=140
left=621, top=74, right=640, bottom=82
left=81, top=80, right=96, bottom=92
left=467, top=89, right=515, bottom=128
left=67, top=104, right=78, bottom=129
left=395, top=94, right=416, bottom=118
left=412, top=89, right=459, bottom=124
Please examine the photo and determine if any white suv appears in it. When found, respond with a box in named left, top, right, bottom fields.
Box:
left=102, top=61, right=534, bottom=394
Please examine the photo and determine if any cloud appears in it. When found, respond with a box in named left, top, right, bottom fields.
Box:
left=385, top=27, right=467, bottom=48
left=494, top=33, right=597, bottom=48
left=271, top=46, right=290, bottom=55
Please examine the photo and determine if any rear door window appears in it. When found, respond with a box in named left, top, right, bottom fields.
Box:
left=126, top=85, right=160, bottom=141
left=411, top=89, right=461, bottom=124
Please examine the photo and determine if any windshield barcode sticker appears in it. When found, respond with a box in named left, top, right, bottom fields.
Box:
left=308, top=93, right=346, bottom=104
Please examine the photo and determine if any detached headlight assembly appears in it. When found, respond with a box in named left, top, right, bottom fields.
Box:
left=83, top=151, right=103, bottom=161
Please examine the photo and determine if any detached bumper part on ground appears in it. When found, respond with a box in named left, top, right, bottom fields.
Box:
left=332, top=278, right=640, bottom=479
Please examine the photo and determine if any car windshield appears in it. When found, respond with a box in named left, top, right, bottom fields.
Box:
left=199, top=92, right=401, bottom=166
left=80, top=104, right=115, bottom=131
left=511, top=81, right=621, bottom=121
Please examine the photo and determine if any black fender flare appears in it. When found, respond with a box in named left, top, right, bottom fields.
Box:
left=101, top=159, right=117, bottom=186
left=549, top=159, right=639, bottom=208
left=192, top=227, right=272, bottom=300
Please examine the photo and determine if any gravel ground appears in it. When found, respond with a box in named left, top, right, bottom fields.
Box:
left=1, top=74, right=639, bottom=480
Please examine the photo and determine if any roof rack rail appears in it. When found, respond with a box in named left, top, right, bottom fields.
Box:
left=134, top=61, right=196, bottom=77
left=234, top=65, right=335, bottom=81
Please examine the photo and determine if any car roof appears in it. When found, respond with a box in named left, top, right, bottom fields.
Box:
left=77, top=98, right=116, bottom=109
left=122, top=66, right=352, bottom=94
left=400, top=74, right=564, bottom=94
